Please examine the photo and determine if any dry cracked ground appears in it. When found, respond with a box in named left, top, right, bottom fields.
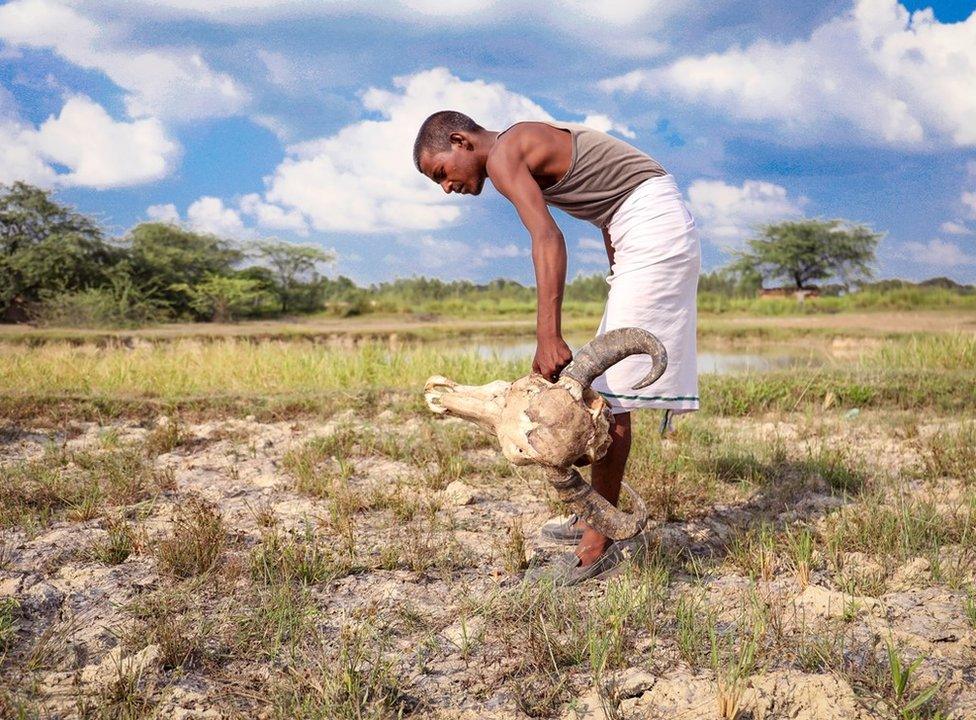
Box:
left=1, top=407, right=974, bottom=719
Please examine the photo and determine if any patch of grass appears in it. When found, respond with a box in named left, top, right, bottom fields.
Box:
left=784, top=526, right=815, bottom=587
left=156, top=496, right=225, bottom=578
left=494, top=519, right=528, bottom=575
left=821, top=489, right=975, bottom=569
left=884, top=640, right=944, bottom=720
left=725, top=523, right=778, bottom=581
left=127, top=587, right=213, bottom=671
left=236, top=584, right=317, bottom=661
left=0, top=598, right=18, bottom=656
left=273, top=622, right=415, bottom=719
left=710, top=623, right=758, bottom=720
left=89, top=516, right=136, bottom=565
left=379, top=516, right=474, bottom=574
left=143, top=418, right=189, bottom=456
left=0, top=444, right=172, bottom=531
left=251, top=525, right=352, bottom=587
left=964, top=589, right=976, bottom=630
left=674, top=592, right=715, bottom=668
left=920, top=424, right=976, bottom=484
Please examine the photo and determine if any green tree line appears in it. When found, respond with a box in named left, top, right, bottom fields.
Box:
left=2, top=183, right=972, bottom=327
left=0, top=182, right=334, bottom=325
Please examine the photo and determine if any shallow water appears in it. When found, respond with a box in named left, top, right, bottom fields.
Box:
left=430, top=334, right=825, bottom=374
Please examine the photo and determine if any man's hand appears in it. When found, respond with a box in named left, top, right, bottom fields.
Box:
left=533, top=334, right=573, bottom=382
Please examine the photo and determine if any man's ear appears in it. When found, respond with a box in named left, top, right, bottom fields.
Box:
left=449, top=132, right=472, bottom=150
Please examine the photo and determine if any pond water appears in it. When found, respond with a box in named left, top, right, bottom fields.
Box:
left=430, top=335, right=825, bottom=375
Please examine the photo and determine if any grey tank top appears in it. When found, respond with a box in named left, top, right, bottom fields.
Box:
left=500, top=120, right=667, bottom=229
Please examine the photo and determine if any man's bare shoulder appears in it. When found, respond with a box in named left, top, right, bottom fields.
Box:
left=487, top=122, right=560, bottom=177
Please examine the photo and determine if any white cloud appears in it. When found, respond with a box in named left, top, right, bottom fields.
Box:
left=261, top=67, right=552, bottom=234
left=479, top=242, right=526, bottom=259
left=33, top=96, right=178, bottom=188
left=0, top=0, right=249, bottom=121
left=0, top=93, right=178, bottom=189
left=582, top=113, right=635, bottom=139
left=940, top=221, right=972, bottom=236
left=901, top=238, right=976, bottom=267
left=395, top=235, right=481, bottom=271
left=187, top=196, right=248, bottom=238
left=146, top=203, right=181, bottom=223
left=239, top=193, right=308, bottom=235
left=0, top=88, right=57, bottom=185
left=686, top=179, right=806, bottom=247
left=601, top=0, right=976, bottom=148
left=84, top=1, right=679, bottom=57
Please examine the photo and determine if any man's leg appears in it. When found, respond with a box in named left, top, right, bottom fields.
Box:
left=576, top=411, right=632, bottom=566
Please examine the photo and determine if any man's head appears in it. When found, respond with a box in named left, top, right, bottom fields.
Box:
left=413, top=110, right=489, bottom=196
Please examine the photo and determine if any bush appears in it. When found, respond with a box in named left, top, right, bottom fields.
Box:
left=29, top=284, right=170, bottom=328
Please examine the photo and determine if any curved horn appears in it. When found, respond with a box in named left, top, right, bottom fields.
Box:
left=561, top=327, right=668, bottom=390
left=547, top=467, right=647, bottom=540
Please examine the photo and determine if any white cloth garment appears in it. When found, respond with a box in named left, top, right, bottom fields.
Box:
left=588, top=174, right=701, bottom=414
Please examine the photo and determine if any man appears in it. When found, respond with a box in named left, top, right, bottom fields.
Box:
left=413, top=110, right=700, bottom=584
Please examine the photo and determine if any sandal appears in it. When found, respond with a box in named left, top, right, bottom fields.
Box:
left=539, top=514, right=585, bottom=545
left=525, top=536, right=648, bottom=586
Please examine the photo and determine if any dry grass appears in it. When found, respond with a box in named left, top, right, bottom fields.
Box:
left=156, top=496, right=225, bottom=578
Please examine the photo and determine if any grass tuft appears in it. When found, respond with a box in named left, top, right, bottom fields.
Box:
left=156, top=496, right=225, bottom=577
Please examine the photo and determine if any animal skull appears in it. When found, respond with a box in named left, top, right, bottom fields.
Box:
left=424, top=327, right=667, bottom=540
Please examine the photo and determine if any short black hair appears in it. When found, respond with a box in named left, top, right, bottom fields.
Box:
left=413, top=110, right=483, bottom=172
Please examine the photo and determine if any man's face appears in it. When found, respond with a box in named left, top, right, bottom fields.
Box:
left=420, top=138, right=486, bottom=196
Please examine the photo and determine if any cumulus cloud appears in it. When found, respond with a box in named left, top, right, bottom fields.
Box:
left=601, top=0, right=976, bottom=148
left=0, top=94, right=178, bottom=189
left=239, top=193, right=309, bottom=235
left=0, top=0, right=249, bottom=121
left=146, top=203, right=181, bottom=223
left=901, top=238, right=976, bottom=267
left=581, top=113, right=635, bottom=139
left=259, top=67, right=551, bottom=234
left=84, top=1, right=678, bottom=56
left=33, top=96, right=178, bottom=188
left=186, top=196, right=249, bottom=238
left=686, top=179, right=807, bottom=247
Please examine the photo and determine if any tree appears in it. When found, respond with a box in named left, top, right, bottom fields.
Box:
left=0, top=182, right=121, bottom=321
left=127, top=223, right=243, bottom=316
left=732, top=219, right=881, bottom=291
left=250, top=240, right=334, bottom=313
left=171, top=274, right=277, bottom=322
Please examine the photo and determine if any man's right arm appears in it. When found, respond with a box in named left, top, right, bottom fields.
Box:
left=487, top=137, right=573, bottom=381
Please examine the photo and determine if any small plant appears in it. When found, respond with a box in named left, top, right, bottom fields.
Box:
left=885, top=640, right=942, bottom=719
left=0, top=598, right=18, bottom=655
left=785, top=526, right=814, bottom=587
left=675, top=592, right=714, bottom=667
left=156, top=496, right=224, bottom=577
left=90, top=516, right=136, bottom=565
left=144, top=418, right=188, bottom=456
left=965, top=588, right=976, bottom=630
left=272, top=622, right=412, bottom=718
left=495, top=518, right=528, bottom=574
left=726, top=523, right=777, bottom=581
left=710, top=624, right=758, bottom=720
left=250, top=525, right=351, bottom=587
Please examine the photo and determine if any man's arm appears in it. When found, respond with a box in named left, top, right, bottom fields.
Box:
left=487, top=141, right=573, bottom=381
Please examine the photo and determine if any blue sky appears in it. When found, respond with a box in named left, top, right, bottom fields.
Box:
left=1, top=0, right=974, bottom=285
